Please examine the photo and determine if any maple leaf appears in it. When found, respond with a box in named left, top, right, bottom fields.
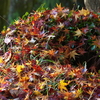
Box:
left=64, top=47, right=70, bottom=58
left=48, top=49, right=56, bottom=56
left=42, top=49, right=56, bottom=56
left=74, top=29, right=83, bottom=37
left=58, top=80, right=71, bottom=91
left=58, top=22, right=64, bottom=29
left=30, top=26, right=40, bottom=36
left=56, top=3, right=64, bottom=11
left=74, top=88, right=83, bottom=98
left=23, top=38, right=29, bottom=45
left=78, top=8, right=90, bottom=16
left=81, top=27, right=89, bottom=34
left=32, top=65, right=43, bottom=73
left=92, top=39, right=100, bottom=48
left=58, top=36, right=65, bottom=43
left=68, top=40, right=76, bottom=47
left=69, top=50, right=79, bottom=60
left=0, top=56, right=3, bottom=64
left=0, top=77, right=8, bottom=91
left=78, top=48, right=86, bottom=55
left=63, top=29, right=69, bottom=34
left=38, top=82, right=46, bottom=89
left=14, top=20, right=20, bottom=24
left=19, top=74, right=29, bottom=82
left=68, top=71, right=75, bottom=77
left=50, top=66, right=63, bottom=77
left=16, top=64, right=25, bottom=73
left=33, top=90, right=42, bottom=96
left=63, top=92, right=73, bottom=100
left=15, top=35, right=21, bottom=44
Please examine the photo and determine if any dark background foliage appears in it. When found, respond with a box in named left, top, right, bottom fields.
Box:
left=0, top=0, right=84, bottom=31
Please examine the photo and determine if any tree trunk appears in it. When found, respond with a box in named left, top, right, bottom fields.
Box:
left=84, top=0, right=100, bottom=12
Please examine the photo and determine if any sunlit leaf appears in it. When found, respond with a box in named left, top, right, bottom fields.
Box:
left=16, top=64, right=25, bottom=73
left=19, top=74, right=29, bottom=82
left=74, top=88, right=83, bottom=98
left=56, top=3, right=64, bottom=11
left=79, top=8, right=90, bottom=16
left=0, top=56, right=3, bottom=64
left=74, top=29, right=83, bottom=37
left=33, top=90, right=42, bottom=96
left=39, top=82, right=46, bottom=89
left=58, top=80, right=71, bottom=91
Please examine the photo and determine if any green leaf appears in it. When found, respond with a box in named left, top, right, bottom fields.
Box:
left=36, top=3, right=48, bottom=12
left=22, top=12, right=29, bottom=20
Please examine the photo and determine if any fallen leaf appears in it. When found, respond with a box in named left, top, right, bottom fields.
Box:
left=92, top=39, right=100, bottom=48
left=79, top=8, right=90, bottom=16
left=69, top=50, right=79, bottom=60
left=58, top=80, right=70, bottom=91
left=16, top=64, right=25, bottom=73
left=74, top=29, right=83, bottom=37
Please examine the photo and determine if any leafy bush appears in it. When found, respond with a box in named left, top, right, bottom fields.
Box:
left=0, top=4, right=100, bottom=100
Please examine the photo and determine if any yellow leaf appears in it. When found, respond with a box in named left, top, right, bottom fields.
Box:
left=86, top=90, right=93, bottom=95
left=33, top=90, right=42, bottom=96
left=14, top=20, right=20, bottom=24
left=74, top=29, right=83, bottom=37
left=16, top=64, right=25, bottom=73
left=19, top=75, right=29, bottom=82
left=39, top=82, right=46, bottom=89
left=23, top=38, right=29, bottom=45
left=0, top=56, right=3, bottom=63
left=69, top=50, right=79, bottom=60
left=58, top=80, right=70, bottom=91
left=75, top=88, right=83, bottom=98
left=79, top=8, right=90, bottom=16
left=68, top=71, right=75, bottom=77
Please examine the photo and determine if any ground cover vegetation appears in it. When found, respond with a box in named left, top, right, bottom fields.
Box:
left=0, top=4, right=100, bottom=100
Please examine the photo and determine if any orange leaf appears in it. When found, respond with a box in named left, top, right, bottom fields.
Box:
left=58, top=36, right=65, bottom=43
left=92, top=39, right=100, bottom=48
left=56, top=3, right=64, bottom=11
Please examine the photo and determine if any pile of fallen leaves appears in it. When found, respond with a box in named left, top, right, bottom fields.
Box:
left=0, top=4, right=100, bottom=100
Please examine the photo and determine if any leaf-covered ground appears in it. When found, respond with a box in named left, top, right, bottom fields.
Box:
left=0, top=4, right=100, bottom=100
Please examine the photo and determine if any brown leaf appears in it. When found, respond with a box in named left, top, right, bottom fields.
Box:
left=92, top=39, right=100, bottom=48
left=69, top=50, right=79, bottom=60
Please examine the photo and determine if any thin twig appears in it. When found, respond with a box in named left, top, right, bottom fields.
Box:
left=88, top=87, right=97, bottom=100
left=0, top=16, right=9, bottom=25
